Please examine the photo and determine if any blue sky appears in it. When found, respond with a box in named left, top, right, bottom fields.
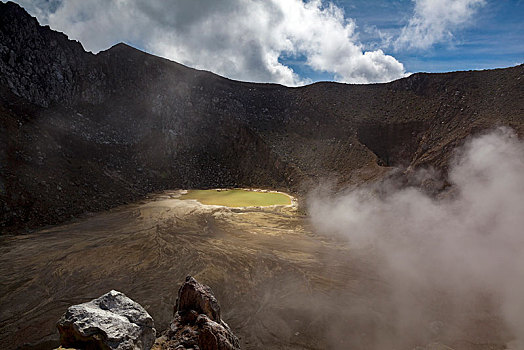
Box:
left=14, top=0, right=524, bottom=85
left=283, top=0, right=523, bottom=80
left=397, top=0, right=523, bottom=71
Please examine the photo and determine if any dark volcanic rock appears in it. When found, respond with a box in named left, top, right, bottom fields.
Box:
left=57, top=290, right=156, bottom=350
left=154, top=276, right=240, bottom=350
left=0, top=1, right=90, bottom=107
left=176, top=276, right=222, bottom=323
left=0, top=1, right=523, bottom=233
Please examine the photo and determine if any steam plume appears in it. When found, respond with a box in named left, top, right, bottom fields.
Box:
left=309, top=128, right=524, bottom=348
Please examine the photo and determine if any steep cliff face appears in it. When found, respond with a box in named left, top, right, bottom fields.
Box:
left=0, top=2, right=91, bottom=107
left=0, top=1, right=522, bottom=232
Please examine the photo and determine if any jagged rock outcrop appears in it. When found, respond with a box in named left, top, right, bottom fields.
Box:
left=57, top=290, right=156, bottom=350
left=153, top=276, right=240, bottom=350
left=0, top=1, right=90, bottom=107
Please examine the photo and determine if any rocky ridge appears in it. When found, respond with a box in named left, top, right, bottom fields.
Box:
left=0, top=1, right=523, bottom=233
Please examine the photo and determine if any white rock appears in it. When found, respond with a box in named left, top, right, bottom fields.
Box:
left=57, top=290, right=156, bottom=350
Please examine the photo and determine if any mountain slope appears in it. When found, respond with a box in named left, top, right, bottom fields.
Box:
left=0, top=1, right=522, bottom=232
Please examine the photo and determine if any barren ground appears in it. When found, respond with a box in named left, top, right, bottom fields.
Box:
left=0, top=191, right=510, bottom=350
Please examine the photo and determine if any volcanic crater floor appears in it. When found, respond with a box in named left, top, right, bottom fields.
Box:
left=0, top=190, right=509, bottom=350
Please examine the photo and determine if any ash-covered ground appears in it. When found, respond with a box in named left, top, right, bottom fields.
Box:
left=0, top=186, right=514, bottom=350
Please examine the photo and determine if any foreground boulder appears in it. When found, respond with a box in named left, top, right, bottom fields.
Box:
left=154, top=276, right=240, bottom=350
left=57, top=290, right=156, bottom=350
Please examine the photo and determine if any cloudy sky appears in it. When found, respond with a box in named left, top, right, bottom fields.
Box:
left=13, top=0, right=524, bottom=85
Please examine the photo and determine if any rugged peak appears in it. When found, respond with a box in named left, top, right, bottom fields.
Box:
left=0, top=1, right=42, bottom=39
left=1, top=1, right=30, bottom=16
left=111, top=42, right=134, bottom=49
left=0, top=0, right=89, bottom=106
left=106, top=42, right=140, bottom=53
left=0, top=1, right=83, bottom=50
left=97, top=41, right=154, bottom=63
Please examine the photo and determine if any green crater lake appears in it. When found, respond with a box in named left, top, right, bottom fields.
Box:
left=180, top=189, right=292, bottom=207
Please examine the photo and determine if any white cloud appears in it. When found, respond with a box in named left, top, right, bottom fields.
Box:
left=395, top=0, right=486, bottom=50
left=14, top=0, right=407, bottom=85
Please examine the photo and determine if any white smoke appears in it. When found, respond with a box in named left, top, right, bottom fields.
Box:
left=309, top=128, right=524, bottom=347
